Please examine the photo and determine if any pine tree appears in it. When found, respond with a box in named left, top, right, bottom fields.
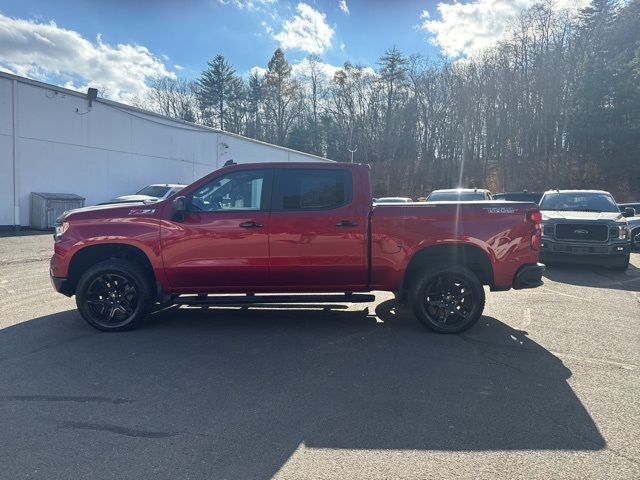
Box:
left=377, top=47, right=408, bottom=159
left=247, top=71, right=263, bottom=140
left=197, top=54, right=236, bottom=129
left=263, top=49, right=302, bottom=145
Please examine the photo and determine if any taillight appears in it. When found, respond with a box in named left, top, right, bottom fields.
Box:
left=527, top=211, right=542, bottom=223
left=527, top=210, right=542, bottom=251
left=531, top=232, right=541, bottom=250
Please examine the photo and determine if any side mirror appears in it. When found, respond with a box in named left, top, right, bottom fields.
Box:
left=623, top=207, right=636, bottom=218
left=173, top=196, right=187, bottom=212
left=172, top=196, right=187, bottom=221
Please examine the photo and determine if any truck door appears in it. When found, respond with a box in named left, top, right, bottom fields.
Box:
left=268, top=167, right=368, bottom=290
left=161, top=168, right=272, bottom=291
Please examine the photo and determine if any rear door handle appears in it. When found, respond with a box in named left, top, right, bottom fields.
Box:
left=239, top=221, right=263, bottom=229
left=335, top=220, right=359, bottom=227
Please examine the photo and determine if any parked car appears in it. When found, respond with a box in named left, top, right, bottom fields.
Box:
left=539, top=190, right=631, bottom=270
left=619, top=203, right=640, bottom=250
left=618, top=203, right=640, bottom=215
left=426, top=188, right=493, bottom=202
left=51, top=162, right=544, bottom=334
left=373, top=197, right=412, bottom=204
left=494, top=191, right=543, bottom=203
left=629, top=218, right=640, bottom=250
left=102, top=184, right=186, bottom=204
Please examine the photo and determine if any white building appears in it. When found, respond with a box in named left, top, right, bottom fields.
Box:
left=0, top=71, right=331, bottom=227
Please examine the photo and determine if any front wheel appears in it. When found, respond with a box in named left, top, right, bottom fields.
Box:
left=409, top=264, right=485, bottom=333
left=76, top=259, right=152, bottom=331
left=610, top=254, right=630, bottom=272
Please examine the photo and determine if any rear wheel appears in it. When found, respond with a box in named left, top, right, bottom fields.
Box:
left=409, top=264, right=485, bottom=333
left=76, top=259, right=152, bottom=331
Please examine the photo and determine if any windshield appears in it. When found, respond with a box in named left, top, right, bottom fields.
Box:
left=136, top=186, right=171, bottom=198
left=427, top=191, right=486, bottom=202
left=494, top=193, right=542, bottom=203
left=539, top=192, right=619, bottom=212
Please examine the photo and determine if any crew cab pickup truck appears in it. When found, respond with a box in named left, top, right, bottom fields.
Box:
left=51, top=163, right=544, bottom=333
left=539, top=190, right=632, bottom=270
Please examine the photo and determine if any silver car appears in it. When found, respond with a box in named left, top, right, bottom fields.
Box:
left=104, top=184, right=186, bottom=204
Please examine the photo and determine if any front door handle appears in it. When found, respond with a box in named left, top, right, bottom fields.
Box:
left=336, top=220, right=359, bottom=227
left=239, top=221, right=263, bottom=229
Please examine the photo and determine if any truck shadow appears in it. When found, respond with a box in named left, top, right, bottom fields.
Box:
left=0, top=301, right=605, bottom=479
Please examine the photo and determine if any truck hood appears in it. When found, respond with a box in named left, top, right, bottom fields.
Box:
left=111, top=194, right=160, bottom=203
left=541, top=210, right=624, bottom=222
left=57, top=203, right=162, bottom=223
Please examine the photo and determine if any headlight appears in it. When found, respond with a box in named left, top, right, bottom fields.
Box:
left=609, top=225, right=627, bottom=240
left=54, top=222, right=69, bottom=240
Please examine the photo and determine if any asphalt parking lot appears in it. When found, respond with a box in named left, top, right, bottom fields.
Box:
left=0, top=232, right=638, bottom=480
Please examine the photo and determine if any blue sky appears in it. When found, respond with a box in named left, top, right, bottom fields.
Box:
left=1, top=0, right=438, bottom=74
left=0, top=0, right=571, bottom=101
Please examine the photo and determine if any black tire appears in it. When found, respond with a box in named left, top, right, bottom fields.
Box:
left=610, top=254, right=630, bottom=272
left=409, top=264, right=485, bottom=333
left=76, top=259, right=152, bottom=331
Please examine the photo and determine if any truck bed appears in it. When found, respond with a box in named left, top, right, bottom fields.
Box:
left=370, top=201, right=540, bottom=291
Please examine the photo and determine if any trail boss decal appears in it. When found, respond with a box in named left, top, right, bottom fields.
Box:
left=483, top=207, right=518, bottom=214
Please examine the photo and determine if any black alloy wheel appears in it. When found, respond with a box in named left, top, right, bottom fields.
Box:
left=410, top=264, right=485, bottom=333
left=86, top=273, right=138, bottom=328
left=76, top=259, right=152, bottom=331
left=423, top=274, right=474, bottom=326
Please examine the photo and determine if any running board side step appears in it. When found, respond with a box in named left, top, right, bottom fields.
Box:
left=174, top=293, right=376, bottom=306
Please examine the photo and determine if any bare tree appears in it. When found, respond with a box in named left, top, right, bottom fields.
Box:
left=146, top=77, right=199, bottom=122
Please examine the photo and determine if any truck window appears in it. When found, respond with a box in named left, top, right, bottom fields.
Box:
left=190, top=170, right=267, bottom=212
left=274, top=169, right=352, bottom=210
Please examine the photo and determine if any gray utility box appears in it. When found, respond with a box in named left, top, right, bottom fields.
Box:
left=30, top=192, right=85, bottom=230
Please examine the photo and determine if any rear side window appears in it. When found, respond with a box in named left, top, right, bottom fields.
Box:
left=274, top=169, right=352, bottom=210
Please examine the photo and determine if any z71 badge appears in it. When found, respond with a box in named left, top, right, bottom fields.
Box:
left=128, top=208, right=156, bottom=216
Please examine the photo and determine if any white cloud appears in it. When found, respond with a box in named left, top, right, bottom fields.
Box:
left=291, top=57, right=341, bottom=80
left=421, top=0, right=587, bottom=58
left=421, top=0, right=531, bottom=57
left=219, top=0, right=276, bottom=10
left=250, top=59, right=372, bottom=85
left=248, top=60, right=340, bottom=82
left=249, top=66, right=267, bottom=77
left=0, top=13, right=175, bottom=102
left=339, top=0, right=350, bottom=15
left=261, top=20, right=274, bottom=35
left=274, top=3, right=334, bottom=55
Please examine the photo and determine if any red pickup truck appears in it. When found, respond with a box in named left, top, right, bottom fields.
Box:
left=50, top=162, right=544, bottom=333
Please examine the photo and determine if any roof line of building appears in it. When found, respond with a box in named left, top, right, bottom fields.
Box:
left=0, top=70, right=333, bottom=163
